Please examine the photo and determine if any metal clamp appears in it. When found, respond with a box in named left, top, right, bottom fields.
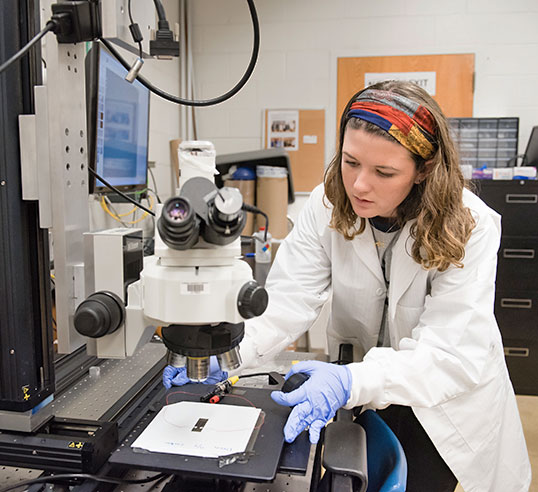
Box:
left=218, top=450, right=255, bottom=468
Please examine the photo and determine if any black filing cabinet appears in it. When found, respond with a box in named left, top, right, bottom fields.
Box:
left=476, top=180, right=538, bottom=395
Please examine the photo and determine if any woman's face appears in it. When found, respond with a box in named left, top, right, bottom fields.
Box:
left=341, top=127, right=423, bottom=219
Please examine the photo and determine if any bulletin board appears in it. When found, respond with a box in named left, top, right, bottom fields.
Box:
left=264, top=109, right=325, bottom=192
left=337, top=53, right=475, bottom=126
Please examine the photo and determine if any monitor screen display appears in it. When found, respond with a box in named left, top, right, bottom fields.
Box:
left=86, top=44, right=150, bottom=194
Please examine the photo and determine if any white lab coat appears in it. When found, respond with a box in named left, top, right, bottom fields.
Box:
left=241, top=184, right=531, bottom=492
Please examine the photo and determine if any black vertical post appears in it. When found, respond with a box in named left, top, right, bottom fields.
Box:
left=0, top=0, right=55, bottom=412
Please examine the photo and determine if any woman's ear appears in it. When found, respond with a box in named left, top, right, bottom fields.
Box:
left=415, top=159, right=434, bottom=184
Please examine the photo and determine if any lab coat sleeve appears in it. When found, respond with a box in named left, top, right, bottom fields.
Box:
left=344, top=206, right=503, bottom=409
left=239, top=185, right=332, bottom=369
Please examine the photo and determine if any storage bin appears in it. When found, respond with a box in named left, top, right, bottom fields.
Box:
left=497, top=139, right=518, bottom=150
left=478, top=149, right=497, bottom=158
left=459, top=139, right=478, bottom=149
left=497, top=149, right=518, bottom=159
left=498, top=118, right=518, bottom=129
left=461, top=149, right=478, bottom=158
left=460, top=128, right=478, bottom=139
left=478, top=130, right=497, bottom=139
left=498, top=129, right=517, bottom=139
left=479, top=118, right=498, bottom=129
left=478, top=139, right=497, bottom=149
left=460, top=118, right=479, bottom=129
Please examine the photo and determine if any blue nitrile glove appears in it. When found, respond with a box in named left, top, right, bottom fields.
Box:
left=271, top=360, right=352, bottom=444
left=162, top=356, right=228, bottom=389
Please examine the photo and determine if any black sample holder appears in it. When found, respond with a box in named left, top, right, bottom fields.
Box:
left=109, top=383, right=309, bottom=482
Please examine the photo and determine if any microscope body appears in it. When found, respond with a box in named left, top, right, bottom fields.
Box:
left=75, top=168, right=268, bottom=380
left=143, top=240, right=252, bottom=326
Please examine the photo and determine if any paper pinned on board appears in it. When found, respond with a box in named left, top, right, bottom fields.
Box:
left=131, top=401, right=262, bottom=458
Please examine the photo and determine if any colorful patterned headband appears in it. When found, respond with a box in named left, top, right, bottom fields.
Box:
left=346, top=89, right=437, bottom=160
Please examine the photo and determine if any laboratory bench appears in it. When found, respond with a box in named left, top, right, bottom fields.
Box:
left=0, top=344, right=325, bottom=491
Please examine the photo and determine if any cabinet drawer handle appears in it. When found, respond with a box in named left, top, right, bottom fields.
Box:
left=500, top=298, right=532, bottom=309
left=504, top=347, right=529, bottom=357
left=503, top=249, right=535, bottom=259
left=505, top=194, right=538, bottom=204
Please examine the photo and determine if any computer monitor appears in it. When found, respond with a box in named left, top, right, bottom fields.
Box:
left=85, top=43, right=150, bottom=195
left=524, top=126, right=538, bottom=168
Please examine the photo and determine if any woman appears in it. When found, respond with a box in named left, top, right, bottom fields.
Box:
left=165, top=81, right=531, bottom=491
left=237, top=81, right=530, bottom=491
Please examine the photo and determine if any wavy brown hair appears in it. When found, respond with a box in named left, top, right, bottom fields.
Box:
left=324, top=80, right=475, bottom=271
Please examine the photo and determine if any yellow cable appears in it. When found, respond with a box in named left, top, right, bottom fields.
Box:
left=100, top=194, right=154, bottom=225
left=126, top=194, right=154, bottom=224
left=100, top=196, right=124, bottom=223
left=99, top=194, right=138, bottom=217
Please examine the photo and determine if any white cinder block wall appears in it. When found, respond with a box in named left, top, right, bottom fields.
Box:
left=189, top=0, right=538, bottom=351
left=190, top=0, right=538, bottom=160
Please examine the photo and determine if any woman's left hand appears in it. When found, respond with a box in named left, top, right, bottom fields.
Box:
left=163, top=356, right=228, bottom=389
left=271, top=360, right=352, bottom=444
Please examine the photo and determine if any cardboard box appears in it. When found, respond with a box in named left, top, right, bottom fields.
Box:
left=493, top=168, right=514, bottom=180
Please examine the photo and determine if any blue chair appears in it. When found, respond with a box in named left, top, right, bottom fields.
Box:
left=357, top=409, right=407, bottom=492
left=320, top=408, right=407, bottom=492
left=319, top=344, right=407, bottom=492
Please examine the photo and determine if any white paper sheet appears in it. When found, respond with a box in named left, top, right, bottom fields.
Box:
left=131, top=401, right=261, bottom=458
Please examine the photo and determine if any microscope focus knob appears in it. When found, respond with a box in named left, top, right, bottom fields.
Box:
left=237, top=281, right=268, bottom=319
left=74, top=291, right=125, bottom=338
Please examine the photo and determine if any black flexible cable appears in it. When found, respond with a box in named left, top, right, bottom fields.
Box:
left=148, top=168, right=163, bottom=203
left=258, top=211, right=269, bottom=242
left=0, top=21, right=56, bottom=75
left=242, top=203, right=269, bottom=241
left=0, top=472, right=169, bottom=492
left=89, top=168, right=155, bottom=216
left=153, top=0, right=167, bottom=22
left=239, top=372, right=283, bottom=379
left=99, top=0, right=259, bottom=107
left=127, top=0, right=143, bottom=59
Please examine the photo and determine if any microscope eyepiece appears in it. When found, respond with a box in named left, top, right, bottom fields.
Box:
left=158, top=197, right=199, bottom=249
left=166, top=198, right=191, bottom=222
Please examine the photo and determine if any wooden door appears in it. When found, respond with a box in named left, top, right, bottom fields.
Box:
left=337, top=54, right=475, bottom=126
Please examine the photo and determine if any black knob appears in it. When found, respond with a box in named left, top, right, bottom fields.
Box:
left=74, top=291, right=125, bottom=338
left=237, top=281, right=268, bottom=319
